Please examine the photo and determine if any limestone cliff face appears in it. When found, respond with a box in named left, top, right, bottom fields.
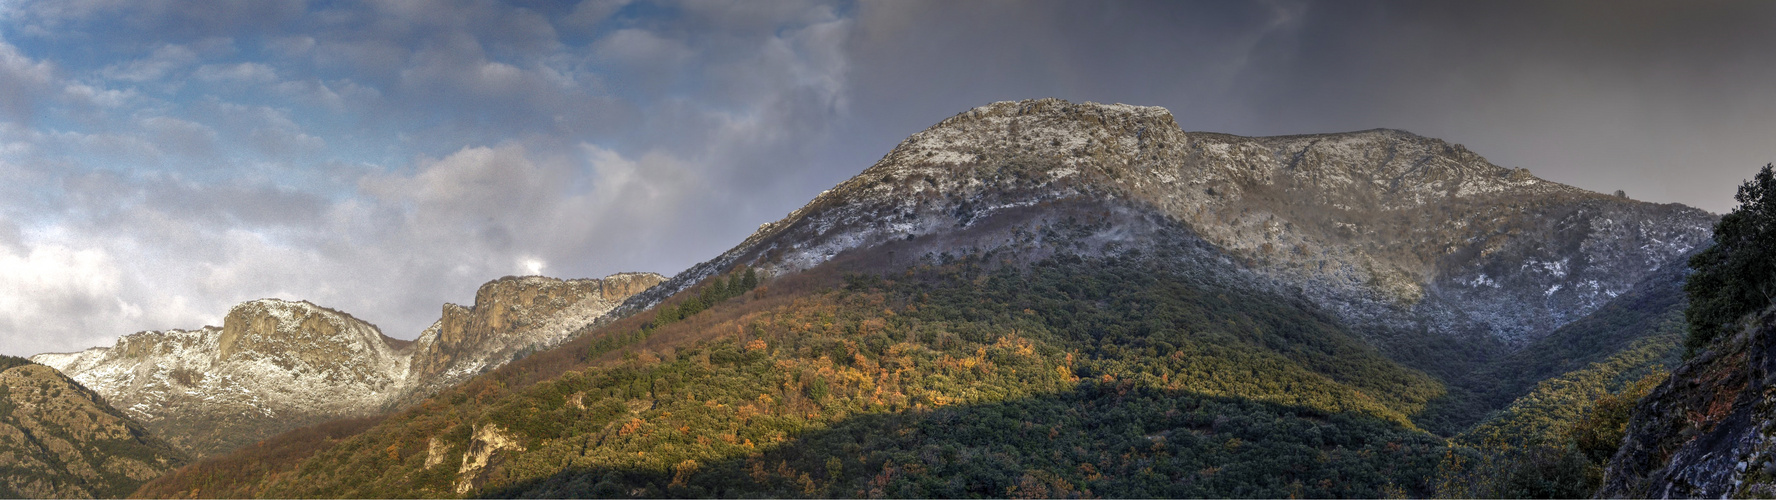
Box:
left=630, top=98, right=1712, bottom=347
left=0, top=359, right=186, bottom=498
left=216, top=300, right=408, bottom=389
left=396, top=272, right=666, bottom=405
left=32, top=272, right=664, bottom=458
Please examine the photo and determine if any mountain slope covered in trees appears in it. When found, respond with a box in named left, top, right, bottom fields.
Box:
left=135, top=99, right=1711, bottom=498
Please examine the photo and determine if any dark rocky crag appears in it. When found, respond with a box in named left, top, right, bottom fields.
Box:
left=0, top=357, right=186, bottom=498
left=1599, top=303, right=1776, bottom=498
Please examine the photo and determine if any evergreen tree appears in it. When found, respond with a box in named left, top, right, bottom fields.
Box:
left=741, top=266, right=759, bottom=291
left=1685, top=164, right=1776, bottom=355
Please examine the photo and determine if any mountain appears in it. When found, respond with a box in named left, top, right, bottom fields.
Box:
left=641, top=99, right=1710, bottom=345
left=627, top=97, right=1713, bottom=431
left=135, top=99, right=1711, bottom=498
left=0, top=356, right=187, bottom=498
left=32, top=273, right=663, bottom=458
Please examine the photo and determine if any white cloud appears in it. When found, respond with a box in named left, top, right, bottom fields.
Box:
left=100, top=44, right=197, bottom=82
left=0, top=38, right=56, bottom=122
left=561, top=0, right=632, bottom=30
left=139, top=115, right=219, bottom=159
left=272, top=78, right=380, bottom=111
left=0, top=241, right=127, bottom=355
left=0, top=0, right=866, bottom=358
left=60, top=81, right=136, bottom=108
left=193, top=61, right=277, bottom=83
left=592, top=28, right=693, bottom=66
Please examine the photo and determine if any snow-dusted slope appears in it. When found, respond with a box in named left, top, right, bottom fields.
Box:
left=32, top=299, right=404, bottom=457
left=623, top=98, right=1713, bottom=346
left=31, top=272, right=664, bottom=457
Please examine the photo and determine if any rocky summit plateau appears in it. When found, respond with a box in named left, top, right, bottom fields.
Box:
left=31, top=272, right=663, bottom=458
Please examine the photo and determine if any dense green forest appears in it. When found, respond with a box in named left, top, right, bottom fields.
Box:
left=1437, top=335, right=1673, bottom=498
left=143, top=256, right=1464, bottom=497
left=136, top=252, right=1688, bottom=498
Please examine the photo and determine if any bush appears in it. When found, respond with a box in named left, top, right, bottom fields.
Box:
left=1685, top=164, right=1776, bottom=355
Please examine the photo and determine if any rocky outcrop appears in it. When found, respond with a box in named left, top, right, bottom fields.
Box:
left=31, top=272, right=664, bottom=458
left=628, top=98, right=1712, bottom=348
left=396, top=272, right=666, bottom=405
left=454, top=423, right=525, bottom=494
left=0, top=358, right=186, bottom=498
left=1598, top=304, right=1776, bottom=498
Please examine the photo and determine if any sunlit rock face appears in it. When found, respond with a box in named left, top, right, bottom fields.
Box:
left=399, top=272, right=667, bottom=406
left=32, top=272, right=664, bottom=458
left=626, top=98, right=1713, bottom=348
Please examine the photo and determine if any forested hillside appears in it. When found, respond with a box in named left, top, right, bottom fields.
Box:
left=132, top=99, right=1710, bottom=498
left=143, top=254, right=1467, bottom=498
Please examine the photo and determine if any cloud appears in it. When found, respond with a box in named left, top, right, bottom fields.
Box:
left=561, top=0, right=632, bottom=31
left=1, top=0, right=857, bottom=355
left=193, top=61, right=277, bottom=83
left=0, top=38, right=56, bottom=123
left=0, top=241, right=130, bottom=356
left=138, top=116, right=219, bottom=159
left=100, top=44, right=198, bottom=82
left=272, top=78, right=380, bottom=111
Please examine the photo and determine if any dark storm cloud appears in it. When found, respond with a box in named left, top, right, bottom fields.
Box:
left=1225, top=0, right=1776, bottom=210
left=836, top=0, right=1775, bottom=213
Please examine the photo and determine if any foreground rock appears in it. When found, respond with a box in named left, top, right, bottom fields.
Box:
left=1599, top=304, right=1776, bottom=498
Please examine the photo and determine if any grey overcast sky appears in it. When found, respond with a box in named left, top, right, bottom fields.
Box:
left=1, top=0, right=1772, bottom=356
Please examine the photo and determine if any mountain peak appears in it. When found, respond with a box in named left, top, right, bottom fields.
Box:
left=639, top=98, right=1711, bottom=347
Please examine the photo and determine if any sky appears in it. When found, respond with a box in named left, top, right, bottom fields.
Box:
left=1, top=0, right=1772, bottom=356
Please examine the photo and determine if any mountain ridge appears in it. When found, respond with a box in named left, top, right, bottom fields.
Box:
left=627, top=98, right=1711, bottom=347
left=31, top=272, right=665, bottom=458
